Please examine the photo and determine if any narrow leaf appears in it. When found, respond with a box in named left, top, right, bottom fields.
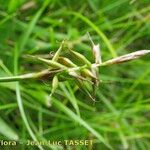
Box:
left=0, top=117, right=18, bottom=140
left=52, top=99, right=111, bottom=149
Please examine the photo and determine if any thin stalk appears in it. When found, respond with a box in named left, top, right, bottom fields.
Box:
left=0, top=69, right=51, bottom=82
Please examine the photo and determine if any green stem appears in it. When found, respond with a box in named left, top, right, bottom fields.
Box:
left=0, top=69, right=50, bottom=82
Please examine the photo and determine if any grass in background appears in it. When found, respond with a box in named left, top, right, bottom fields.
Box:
left=0, top=0, right=150, bottom=149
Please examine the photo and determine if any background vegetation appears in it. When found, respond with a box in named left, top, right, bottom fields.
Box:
left=0, top=0, right=150, bottom=149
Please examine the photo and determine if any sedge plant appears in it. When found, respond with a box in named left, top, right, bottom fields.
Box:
left=0, top=36, right=150, bottom=104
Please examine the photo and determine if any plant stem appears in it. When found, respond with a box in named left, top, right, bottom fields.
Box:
left=0, top=69, right=50, bottom=82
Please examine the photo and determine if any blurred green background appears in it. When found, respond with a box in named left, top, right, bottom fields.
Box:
left=0, top=0, right=150, bottom=149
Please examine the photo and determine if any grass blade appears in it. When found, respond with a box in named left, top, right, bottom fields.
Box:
left=52, top=98, right=112, bottom=149
left=0, top=117, right=18, bottom=140
left=68, top=12, right=117, bottom=58
left=18, top=0, right=52, bottom=52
